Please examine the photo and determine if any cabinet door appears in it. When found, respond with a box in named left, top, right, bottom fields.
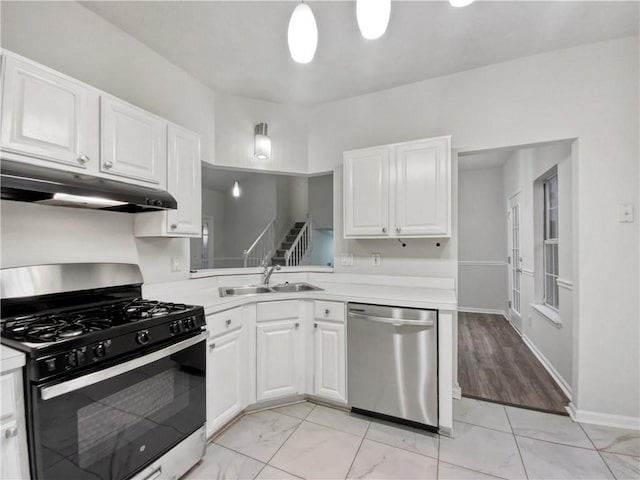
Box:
left=395, top=137, right=451, bottom=236
left=344, top=147, right=389, bottom=237
left=207, top=328, right=246, bottom=436
left=1, top=55, right=95, bottom=169
left=100, top=96, right=166, bottom=188
left=166, top=125, right=201, bottom=236
left=256, top=319, right=302, bottom=401
left=313, top=321, right=346, bottom=402
left=0, top=419, right=22, bottom=480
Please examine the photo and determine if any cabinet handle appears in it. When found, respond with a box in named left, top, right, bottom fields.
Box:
left=77, top=154, right=90, bottom=165
left=4, top=427, right=17, bottom=439
left=324, top=309, right=330, bottom=316
left=103, top=160, right=114, bottom=169
left=382, top=227, right=387, bottom=234
left=314, top=323, right=318, bottom=328
left=295, top=322, right=299, bottom=328
left=170, top=224, right=178, bottom=230
left=209, top=343, right=215, bottom=350
left=396, top=227, right=401, bottom=234
left=225, top=319, right=232, bottom=327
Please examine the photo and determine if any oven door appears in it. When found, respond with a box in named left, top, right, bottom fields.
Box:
left=31, top=332, right=207, bottom=480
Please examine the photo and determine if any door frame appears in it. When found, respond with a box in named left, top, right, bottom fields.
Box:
left=507, top=191, right=523, bottom=332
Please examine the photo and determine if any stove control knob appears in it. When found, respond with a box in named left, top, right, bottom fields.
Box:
left=170, top=322, right=181, bottom=335
left=94, top=343, right=106, bottom=358
left=67, top=352, right=77, bottom=367
left=136, top=330, right=150, bottom=345
left=186, top=317, right=196, bottom=329
left=76, top=349, right=86, bottom=366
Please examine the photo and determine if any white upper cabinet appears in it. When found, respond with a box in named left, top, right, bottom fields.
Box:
left=0, top=54, right=97, bottom=170
left=100, top=96, right=167, bottom=189
left=343, top=146, right=390, bottom=237
left=343, top=136, right=451, bottom=238
left=394, top=137, right=450, bottom=236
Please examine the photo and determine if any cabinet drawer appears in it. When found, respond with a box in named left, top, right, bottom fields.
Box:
left=257, top=300, right=298, bottom=322
left=314, top=301, right=345, bottom=322
left=0, top=374, right=16, bottom=420
left=207, top=307, right=243, bottom=338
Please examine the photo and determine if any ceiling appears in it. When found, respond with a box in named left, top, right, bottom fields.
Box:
left=81, top=1, right=639, bottom=106
left=458, top=150, right=512, bottom=171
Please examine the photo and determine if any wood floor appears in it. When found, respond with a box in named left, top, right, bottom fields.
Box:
left=458, top=311, right=569, bottom=415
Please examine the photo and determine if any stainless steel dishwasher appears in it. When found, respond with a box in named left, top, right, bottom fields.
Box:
left=347, top=303, right=438, bottom=430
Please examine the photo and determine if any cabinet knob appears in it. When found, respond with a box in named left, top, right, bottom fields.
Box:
left=4, top=427, right=17, bottom=439
left=396, top=227, right=401, bottom=234
left=170, top=224, right=178, bottom=230
left=103, top=160, right=114, bottom=169
left=77, top=154, right=90, bottom=165
left=295, top=322, right=300, bottom=328
left=324, top=309, right=330, bottom=316
left=209, top=343, right=215, bottom=350
left=382, top=227, right=387, bottom=234
left=314, top=323, right=318, bottom=328
left=225, top=319, right=232, bottom=327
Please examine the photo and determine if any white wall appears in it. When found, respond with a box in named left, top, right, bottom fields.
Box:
left=308, top=37, right=639, bottom=422
left=458, top=166, right=508, bottom=313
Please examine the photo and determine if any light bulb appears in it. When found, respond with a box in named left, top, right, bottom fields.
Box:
left=356, top=0, right=391, bottom=40
left=288, top=3, right=318, bottom=64
left=232, top=181, right=240, bottom=197
left=449, top=0, right=475, bottom=7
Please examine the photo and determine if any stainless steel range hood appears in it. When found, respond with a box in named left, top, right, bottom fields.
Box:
left=1, top=161, right=177, bottom=212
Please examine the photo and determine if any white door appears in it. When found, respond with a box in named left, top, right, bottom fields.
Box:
left=256, top=320, right=302, bottom=401
left=394, top=137, right=451, bottom=236
left=507, top=193, right=523, bottom=331
left=166, top=124, right=201, bottom=235
left=0, top=419, right=22, bottom=480
left=100, top=96, right=166, bottom=188
left=0, top=55, right=96, bottom=169
left=344, top=147, right=390, bottom=236
left=313, top=321, right=346, bottom=402
left=207, top=328, right=245, bottom=436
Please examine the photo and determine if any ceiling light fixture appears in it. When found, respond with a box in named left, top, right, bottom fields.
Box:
left=449, top=0, right=476, bottom=7
left=287, top=1, right=318, bottom=64
left=232, top=181, right=240, bottom=198
left=356, top=0, right=391, bottom=40
left=254, top=123, right=271, bottom=160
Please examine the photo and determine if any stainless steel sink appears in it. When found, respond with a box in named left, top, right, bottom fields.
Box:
left=219, top=282, right=322, bottom=297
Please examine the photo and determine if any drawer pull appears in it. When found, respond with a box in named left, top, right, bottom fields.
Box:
left=295, top=322, right=300, bottom=328
left=225, top=319, right=232, bottom=327
left=324, top=309, right=330, bottom=316
left=314, top=323, right=318, bottom=328
left=4, top=427, right=17, bottom=439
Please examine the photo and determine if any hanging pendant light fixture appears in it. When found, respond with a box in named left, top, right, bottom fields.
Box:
left=287, top=1, right=318, bottom=64
left=356, top=0, right=391, bottom=40
left=232, top=181, right=240, bottom=197
left=449, top=0, right=475, bottom=7
left=254, top=123, right=271, bottom=160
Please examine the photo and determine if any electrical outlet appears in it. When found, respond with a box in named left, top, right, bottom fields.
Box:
left=341, top=253, right=354, bottom=266
left=171, top=256, right=181, bottom=272
left=371, top=253, right=381, bottom=266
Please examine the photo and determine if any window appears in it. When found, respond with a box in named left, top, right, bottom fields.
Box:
left=543, top=174, right=559, bottom=309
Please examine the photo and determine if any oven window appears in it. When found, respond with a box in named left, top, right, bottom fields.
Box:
left=34, top=340, right=206, bottom=480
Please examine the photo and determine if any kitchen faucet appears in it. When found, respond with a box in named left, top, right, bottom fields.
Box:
left=262, top=264, right=281, bottom=284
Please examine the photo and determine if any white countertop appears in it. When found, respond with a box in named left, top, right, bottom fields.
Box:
left=1, top=344, right=26, bottom=373
left=143, top=273, right=457, bottom=315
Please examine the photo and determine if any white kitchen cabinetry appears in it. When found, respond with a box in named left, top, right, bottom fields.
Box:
left=256, top=301, right=304, bottom=401
left=100, top=96, right=167, bottom=189
left=0, top=54, right=98, bottom=171
left=343, top=136, right=451, bottom=238
left=0, top=370, right=29, bottom=480
left=134, top=124, right=202, bottom=237
left=206, top=307, right=247, bottom=437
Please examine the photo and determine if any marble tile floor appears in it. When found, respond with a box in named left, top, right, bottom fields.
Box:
left=184, top=398, right=640, bottom=480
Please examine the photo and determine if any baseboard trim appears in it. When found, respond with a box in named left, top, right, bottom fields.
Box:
left=521, top=334, right=572, bottom=401
left=568, top=404, right=640, bottom=430
left=458, top=307, right=508, bottom=317
left=453, top=383, right=462, bottom=400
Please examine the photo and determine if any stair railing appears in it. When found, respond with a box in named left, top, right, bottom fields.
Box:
left=243, top=217, right=276, bottom=268
left=284, top=216, right=312, bottom=267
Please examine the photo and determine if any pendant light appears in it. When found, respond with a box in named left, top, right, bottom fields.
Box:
left=449, top=0, right=475, bottom=7
left=356, top=0, right=391, bottom=40
left=254, top=123, right=271, bottom=160
left=287, top=2, right=318, bottom=64
left=232, top=181, right=240, bottom=197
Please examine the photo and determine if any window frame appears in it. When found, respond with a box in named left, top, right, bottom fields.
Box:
left=543, top=174, right=559, bottom=311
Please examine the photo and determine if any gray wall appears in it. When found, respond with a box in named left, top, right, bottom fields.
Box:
left=309, top=174, right=334, bottom=229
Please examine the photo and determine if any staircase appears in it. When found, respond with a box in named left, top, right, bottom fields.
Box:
left=272, top=220, right=312, bottom=266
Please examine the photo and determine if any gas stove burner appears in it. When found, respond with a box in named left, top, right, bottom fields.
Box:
left=2, top=314, right=113, bottom=343
left=122, top=300, right=188, bottom=321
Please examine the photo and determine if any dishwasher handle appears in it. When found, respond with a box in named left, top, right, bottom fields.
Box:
left=348, top=311, right=435, bottom=327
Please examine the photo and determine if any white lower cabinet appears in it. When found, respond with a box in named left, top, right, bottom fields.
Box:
left=206, top=308, right=247, bottom=437
left=0, top=370, right=29, bottom=480
left=313, top=321, right=346, bottom=402
left=256, top=301, right=304, bottom=401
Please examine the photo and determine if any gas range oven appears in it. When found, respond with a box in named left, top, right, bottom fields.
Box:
left=0, top=263, right=207, bottom=480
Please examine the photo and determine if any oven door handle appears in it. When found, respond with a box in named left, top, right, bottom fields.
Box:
left=39, top=331, right=208, bottom=401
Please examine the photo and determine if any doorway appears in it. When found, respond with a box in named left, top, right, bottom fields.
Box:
left=507, top=192, right=522, bottom=332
